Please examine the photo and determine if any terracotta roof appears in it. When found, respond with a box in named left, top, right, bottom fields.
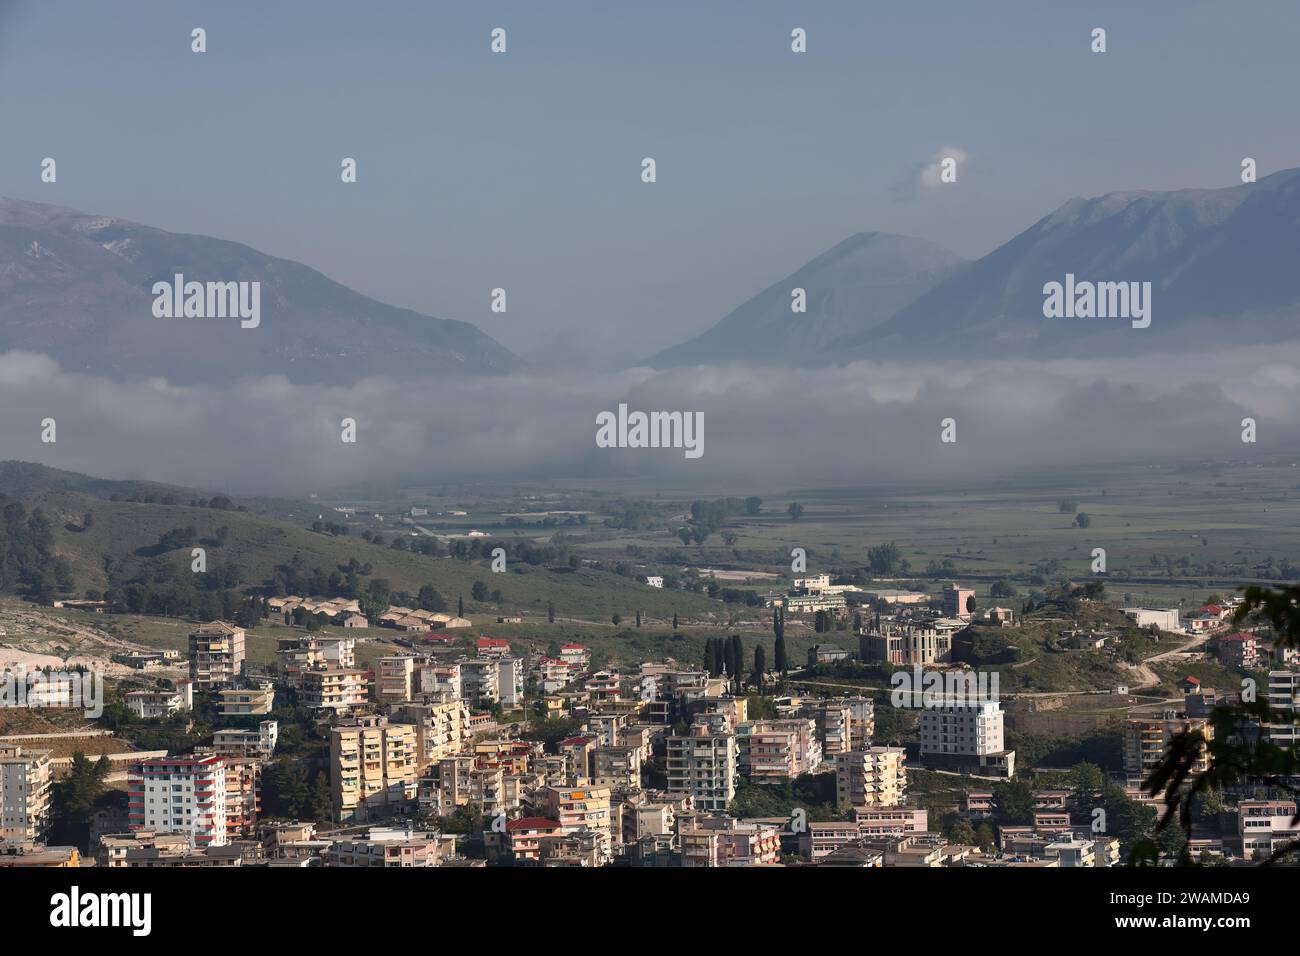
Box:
left=507, top=817, right=562, bottom=832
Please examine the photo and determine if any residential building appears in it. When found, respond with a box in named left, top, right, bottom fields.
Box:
left=1123, top=716, right=1212, bottom=785
left=944, top=584, right=976, bottom=619
left=836, top=747, right=907, bottom=809
left=389, top=699, right=472, bottom=767
left=331, top=716, right=419, bottom=822
left=0, top=745, right=52, bottom=841
left=217, top=684, right=275, bottom=717
left=300, top=666, right=368, bottom=711
left=666, top=721, right=737, bottom=811
left=127, top=755, right=228, bottom=847
left=212, top=720, right=279, bottom=757
left=125, top=682, right=193, bottom=719
left=188, top=621, right=246, bottom=690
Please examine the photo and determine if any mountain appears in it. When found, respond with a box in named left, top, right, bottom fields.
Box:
left=643, top=232, right=966, bottom=367
left=0, top=197, right=522, bottom=384
left=836, top=167, right=1300, bottom=357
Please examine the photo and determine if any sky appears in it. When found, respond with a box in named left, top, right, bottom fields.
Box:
left=4, top=0, right=1300, bottom=368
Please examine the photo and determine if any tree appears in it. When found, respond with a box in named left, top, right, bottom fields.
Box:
left=471, top=580, right=490, bottom=602
left=635, top=609, right=642, bottom=628
left=787, top=502, right=804, bottom=520
left=48, top=752, right=110, bottom=847
left=611, top=613, right=622, bottom=626
left=457, top=595, right=464, bottom=618
left=965, top=595, right=976, bottom=614
left=417, top=585, right=446, bottom=612
left=1057, top=500, right=1078, bottom=514
left=1074, top=512, right=1091, bottom=529
left=744, top=497, right=763, bottom=516
left=672, top=612, right=678, bottom=629
left=1138, top=583, right=1300, bottom=864
left=752, top=645, right=766, bottom=689
left=548, top=601, right=556, bottom=624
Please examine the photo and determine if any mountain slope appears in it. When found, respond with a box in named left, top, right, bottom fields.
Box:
left=0, top=197, right=522, bottom=384
left=643, top=232, right=966, bottom=367
left=838, top=167, right=1300, bottom=356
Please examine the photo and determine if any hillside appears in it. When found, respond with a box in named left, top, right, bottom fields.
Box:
left=29, top=490, right=728, bottom=622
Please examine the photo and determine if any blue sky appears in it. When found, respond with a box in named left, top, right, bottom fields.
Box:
left=3, top=0, right=1298, bottom=365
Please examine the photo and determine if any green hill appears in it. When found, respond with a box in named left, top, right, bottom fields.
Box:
left=26, top=489, right=726, bottom=622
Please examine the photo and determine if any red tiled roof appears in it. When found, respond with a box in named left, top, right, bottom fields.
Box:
left=1220, top=632, right=1254, bottom=643
left=507, top=817, right=562, bottom=832
left=477, top=637, right=509, bottom=647
left=1181, top=676, right=1201, bottom=685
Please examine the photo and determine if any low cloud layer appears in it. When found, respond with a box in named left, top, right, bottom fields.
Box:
left=2, top=342, right=1298, bottom=497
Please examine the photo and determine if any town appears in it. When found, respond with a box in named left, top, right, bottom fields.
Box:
left=4, top=553, right=1297, bottom=870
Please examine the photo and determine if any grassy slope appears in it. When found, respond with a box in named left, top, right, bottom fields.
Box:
left=32, top=491, right=734, bottom=623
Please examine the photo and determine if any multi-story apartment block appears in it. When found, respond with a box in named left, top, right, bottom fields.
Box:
left=842, top=696, right=876, bottom=748
left=496, top=658, right=524, bottom=707
left=920, top=700, right=1004, bottom=757
left=1267, top=670, right=1300, bottom=746
left=0, top=745, right=52, bottom=841
left=301, top=666, right=368, bottom=711
left=666, top=721, right=737, bottom=811
left=678, top=817, right=781, bottom=867
left=415, top=661, right=462, bottom=699
left=859, top=623, right=953, bottom=666
left=1123, top=716, right=1212, bottom=785
left=836, top=747, right=907, bottom=809
left=1217, top=632, right=1259, bottom=669
left=324, top=827, right=455, bottom=867
left=188, top=621, right=246, bottom=690
left=591, top=745, right=642, bottom=789
left=1239, top=800, right=1300, bottom=860
left=538, top=785, right=613, bottom=859
left=127, top=755, right=228, bottom=847
left=212, top=720, right=279, bottom=757
left=944, top=584, right=976, bottom=619
left=736, top=718, right=823, bottom=780
left=222, top=756, right=260, bottom=838
left=331, top=716, right=419, bottom=822
left=125, top=681, right=193, bottom=719
left=806, top=700, right=854, bottom=759
left=459, top=659, right=501, bottom=706
left=217, top=684, right=275, bottom=717
left=376, top=655, right=418, bottom=702
left=389, top=699, right=472, bottom=768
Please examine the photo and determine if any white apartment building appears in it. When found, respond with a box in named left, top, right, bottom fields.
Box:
left=0, top=745, right=52, bottom=841
left=1267, top=671, right=1300, bottom=746
left=125, top=681, right=193, bottom=719
left=128, top=755, right=228, bottom=847
left=212, top=720, right=279, bottom=757
left=920, top=700, right=1005, bottom=757
left=666, top=721, right=737, bottom=811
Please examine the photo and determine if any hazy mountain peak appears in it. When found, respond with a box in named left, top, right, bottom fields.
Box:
left=643, top=231, right=966, bottom=368
left=0, top=196, right=522, bottom=385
